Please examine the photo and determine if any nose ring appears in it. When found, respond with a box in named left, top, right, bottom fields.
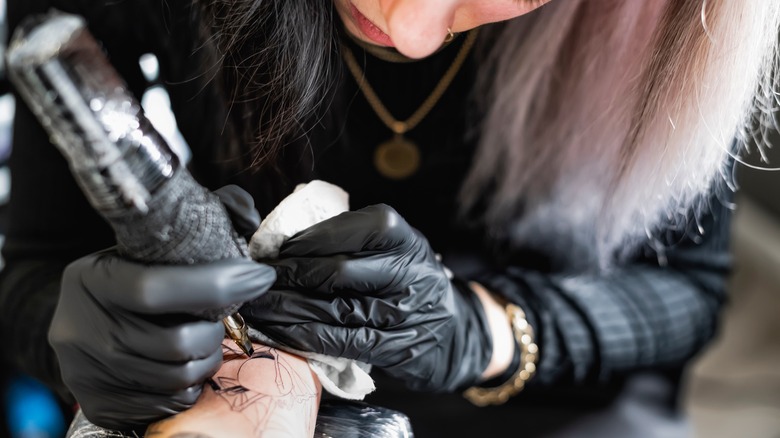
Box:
left=444, top=27, right=456, bottom=43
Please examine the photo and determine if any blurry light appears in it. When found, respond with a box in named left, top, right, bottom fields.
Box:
left=4, top=375, right=66, bottom=438
left=0, top=95, right=15, bottom=162
left=139, top=53, right=160, bottom=83
left=141, top=85, right=191, bottom=164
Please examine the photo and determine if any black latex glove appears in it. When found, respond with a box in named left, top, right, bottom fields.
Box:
left=216, top=185, right=262, bottom=239
left=242, top=204, right=494, bottom=392
left=48, top=186, right=274, bottom=431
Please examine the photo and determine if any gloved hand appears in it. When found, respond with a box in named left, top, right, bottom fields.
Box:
left=215, top=184, right=262, bottom=240
left=48, top=186, right=274, bottom=431
left=242, top=204, right=494, bottom=392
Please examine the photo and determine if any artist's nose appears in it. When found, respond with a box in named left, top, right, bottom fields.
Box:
left=381, top=0, right=459, bottom=59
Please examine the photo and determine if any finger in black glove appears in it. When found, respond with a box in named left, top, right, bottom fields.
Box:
left=214, top=185, right=261, bottom=240
left=49, top=252, right=274, bottom=430
left=242, top=204, right=493, bottom=393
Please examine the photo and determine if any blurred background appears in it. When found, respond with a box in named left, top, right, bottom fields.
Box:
left=0, top=2, right=778, bottom=437
left=683, top=121, right=780, bottom=434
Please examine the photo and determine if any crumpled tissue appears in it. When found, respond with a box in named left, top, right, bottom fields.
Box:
left=248, top=180, right=375, bottom=400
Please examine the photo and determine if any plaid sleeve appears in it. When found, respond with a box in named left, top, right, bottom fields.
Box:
left=479, top=190, right=733, bottom=385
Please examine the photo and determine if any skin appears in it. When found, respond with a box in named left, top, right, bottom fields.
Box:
left=146, top=341, right=321, bottom=438
left=333, top=0, right=551, bottom=58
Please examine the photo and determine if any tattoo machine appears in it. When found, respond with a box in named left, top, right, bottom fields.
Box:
left=6, top=11, right=254, bottom=356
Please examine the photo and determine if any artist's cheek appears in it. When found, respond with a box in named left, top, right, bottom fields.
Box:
left=452, top=1, right=551, bottom=30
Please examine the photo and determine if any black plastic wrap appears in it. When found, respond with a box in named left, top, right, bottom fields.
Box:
left=315, top=400, right=415, bottom=438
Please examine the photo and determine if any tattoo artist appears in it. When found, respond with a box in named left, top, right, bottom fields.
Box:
left=2, top=0, right=777, bottom=436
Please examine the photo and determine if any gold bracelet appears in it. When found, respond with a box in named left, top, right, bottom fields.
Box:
left=463, top=303, right=538, bottom=406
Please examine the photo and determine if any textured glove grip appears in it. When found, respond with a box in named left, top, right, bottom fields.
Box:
left=105, top=168, right=249, bottom=320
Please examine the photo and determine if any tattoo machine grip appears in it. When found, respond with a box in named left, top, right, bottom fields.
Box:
left=6, top=11, right=251, bottom=340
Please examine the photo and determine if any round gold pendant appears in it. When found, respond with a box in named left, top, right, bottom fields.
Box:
left=374, top=136, right=421, bottom=180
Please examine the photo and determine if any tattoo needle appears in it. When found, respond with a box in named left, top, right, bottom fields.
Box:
left=224, top=314, right=254, bottom=356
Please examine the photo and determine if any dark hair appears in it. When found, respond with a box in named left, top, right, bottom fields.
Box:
left=198, top=0, right=340, bottom=171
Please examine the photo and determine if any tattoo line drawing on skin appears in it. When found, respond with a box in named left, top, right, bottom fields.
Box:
left=167, top=434, right=215, bottom=438
left=210, top=344, right=319, bottom=436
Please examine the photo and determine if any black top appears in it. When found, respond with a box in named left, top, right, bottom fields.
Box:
left=1, top=1, right=731, bottom=436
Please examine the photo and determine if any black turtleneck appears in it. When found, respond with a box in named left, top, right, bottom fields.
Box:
left=310, top=32, right=481, bottom=251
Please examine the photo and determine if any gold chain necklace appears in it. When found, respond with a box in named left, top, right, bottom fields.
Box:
left=341, top=30, right=479, bottom=179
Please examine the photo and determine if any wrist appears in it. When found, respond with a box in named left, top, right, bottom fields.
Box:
left=478, top=340, right=521, bottom=389
left=469, top=282, right=516, bottom=381
left=463, top=286, right=538, bottom=406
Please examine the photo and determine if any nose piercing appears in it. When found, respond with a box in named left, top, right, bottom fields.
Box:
left=444, top=27, right=456, bottom=43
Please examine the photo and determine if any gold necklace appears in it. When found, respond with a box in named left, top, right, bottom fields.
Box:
left=341, top=30, right=479, bottom=179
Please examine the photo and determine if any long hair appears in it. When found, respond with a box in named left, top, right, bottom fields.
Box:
left=197, top=0, right=339, bottom=170
left=199, top=1, right=780, bottom=270
left=463, top=0, right=780, bottom=269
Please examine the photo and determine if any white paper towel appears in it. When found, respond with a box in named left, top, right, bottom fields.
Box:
left=248, top=180, right=375, bottom=400
left=250, top=181, right=350, bottom=259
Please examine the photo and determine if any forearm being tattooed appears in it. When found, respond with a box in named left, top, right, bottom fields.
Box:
left=146, top=341, right=321, bottom=438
